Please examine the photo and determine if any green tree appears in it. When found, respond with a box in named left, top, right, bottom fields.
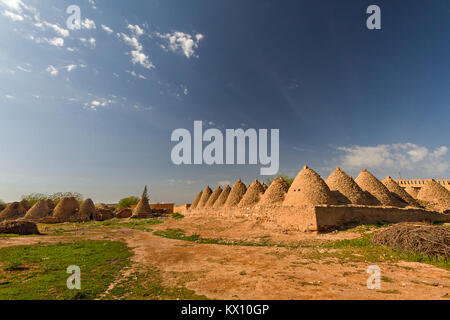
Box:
left=265, top=174, right=294, bottom=187
left=118, top=196, right=140, bottom=208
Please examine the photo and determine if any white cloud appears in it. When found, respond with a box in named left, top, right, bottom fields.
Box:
left=168, top=179, right=194, bottom=185
left=3, top=10, right=23, bottom=21
left=101, top=24, right=113, bottom=34
left=47, top=37, right=64, bottom=47
left=118, top=31, right=154, bottom=69
left=66, top=64, right=77, bottom=72
left=127, top=70, right=146, bottom=79
left=41, top=21, right=69, bottom=37
left=0, top=0, right=27, bottom=12
left=128, top=24, right=144, bottom=36
left=156, top=31, right=204, bottom=58
left=5, top=94, right=15, bottom=99
left=335, top=143, right=449, bottom=176
left=130, top=50, right=153, bottom=69
left=81, top=18, right=96, bottom=30
left=17, top=65, right=30, bottom=72
left=89, top=37, right=96, bottom=47
left=46, top=65, right=58, bottom=76
left=84, top=98, right=113, bottom=111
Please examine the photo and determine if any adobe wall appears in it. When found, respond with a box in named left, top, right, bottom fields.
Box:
left=395, top=179, right=450, bottom=191
left=314, top=205, right=450, bottom=231
left=188, top=205, right=450, bottom=232
left=174, top=204, right=191, bottom=214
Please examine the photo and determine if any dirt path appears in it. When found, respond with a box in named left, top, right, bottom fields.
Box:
left=1, top=219, right=449, bottom=300
left=120, top=228, right=450, bottom=300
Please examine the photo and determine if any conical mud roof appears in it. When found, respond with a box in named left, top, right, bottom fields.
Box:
left=382, top=176, right=419, bottom=207
left=190, top=191, right=203, bottom=209
left=417, top=180, right=450, bottom=205
left=326, top=168, right=377, bottom=205
left=20, top=199, right=31, bottom=211
left=260, top=177, right=289, bottom=205
left=224, top=179, right=247, bottom=207
left=283, top=166, right=337, bottom=206
left=213, top=185, right=231, bottom=208
left=132, top=197, right=153, bottom=218
left=405, top=186, right=419, bottom=198
left=52, top=197, right=79, bottom=221
left=0, top=202, right=27, bottom=221
left=197, top=186, right=213, bottom=209
left=205, top=186, right=223, bottom=208
left=23, top=200, right=52, bottom=221
left=355, top=170, right=402, bottom=207
left=239, top=180, right=265, bottom=207
left=46, top=199, right=55, bottom=210
left=77, top=199, right=96, bottom=220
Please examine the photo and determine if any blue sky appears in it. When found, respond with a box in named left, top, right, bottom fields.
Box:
left=1, top=0, right=449, bottom=204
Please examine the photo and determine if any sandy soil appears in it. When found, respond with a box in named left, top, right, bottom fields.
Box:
left=1, top=217, right=449, bottom=300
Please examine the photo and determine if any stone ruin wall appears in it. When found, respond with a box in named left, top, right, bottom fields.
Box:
left=187, top=205, right=450, bottom=232
left=395, top=179, right=450, bottom=191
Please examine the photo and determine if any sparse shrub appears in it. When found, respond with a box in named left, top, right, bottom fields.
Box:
left=21, top=192, right=84, bottom=207
left=172, top=212, right=184, bottom=220
left=266, top=174, right=294, bottom=187
left=50, top=192, right=83, bottom=205
left=21, top=193, right=48, bottom=207
left=118, top=196, right=140, bottom=208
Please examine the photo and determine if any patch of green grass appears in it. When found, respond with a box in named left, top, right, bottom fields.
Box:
left=381, top=276, right=394, bottom=283
left=153, top=228, right=201, bottom=242
left=321, top=235, right=449, bottom=270
left=377, top=289, right=401, bottom=295
left=239, top=271, right=247, bottom=276
left=104, top=266, right=208, bottom=300
left=0, top=241, right=132, bottom=300
left=171, top=212, right=185, bottom=220
left=39, top=218, right=164, bottom=235
left=2, top=260, right=25, bottom=271
left=339, top=223, right=390, bottom=233
left=153, top=228, right=310, bottom=249
left=0, top=234, right=41, bottom=238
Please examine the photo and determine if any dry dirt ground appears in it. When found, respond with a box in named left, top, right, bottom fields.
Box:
left=1, top=216, right=449, bottom=300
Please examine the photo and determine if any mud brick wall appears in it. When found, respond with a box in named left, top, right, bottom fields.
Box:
left=188, top=205, right=450, bottom=232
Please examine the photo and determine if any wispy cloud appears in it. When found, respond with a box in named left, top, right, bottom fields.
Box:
left=117, top=26, right=154, bottom=69
left=127, top=70, right=146, bottom=79
left=156, top=31, right=204, bottom=58
left=81, top=18, right=96, bottom=30
left=84, top=98, right=114, bottom=111
left=333, top=143, right=449, bottom=176
left=101, top=24, right=113, bottom=34
left=3, top=10, right=23, bottom=21
left=46, top=65, right=58, bottom=76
